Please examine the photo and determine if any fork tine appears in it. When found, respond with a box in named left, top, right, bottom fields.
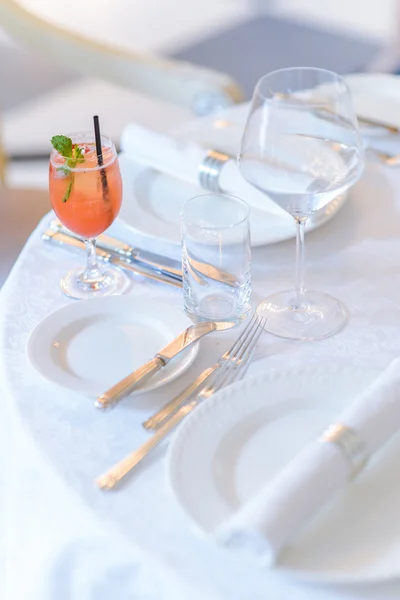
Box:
left=224, top=316, right=266, bottom=387
left=223, top=312, right=258, bottom=360
left=240, top=317, right=266, bottom=377
left=198, top=313, right=259, bottom=399
left=214, top=315, right=265, bottom=390
left=202, top=313, right=264, bottom=396
left=200, top=314, right=258, bottom=396
left=234, top=314, right=264, bottom=363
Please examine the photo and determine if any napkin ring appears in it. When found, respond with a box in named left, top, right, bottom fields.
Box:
left=319, top=424, right=369, bottom=480
left=199, top=150, right=232, bottom=192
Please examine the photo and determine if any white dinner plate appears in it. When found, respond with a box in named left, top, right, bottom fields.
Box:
left=167, top=365, right=400, bottom=584
left=119, top=153, right=348, bottom=248
left=27, top=296, right=198, bottom=396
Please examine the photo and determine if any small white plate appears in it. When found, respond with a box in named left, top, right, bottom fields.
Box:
left=167, top=365, right=400, bottom=584
left=27, top=296, right=198, bottom=395
left=119, top=153, right=348, bottom=248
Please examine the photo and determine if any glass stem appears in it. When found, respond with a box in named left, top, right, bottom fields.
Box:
left=294, top=217, right=307, bottom=309
left=81, top=238, right=103, bottom=283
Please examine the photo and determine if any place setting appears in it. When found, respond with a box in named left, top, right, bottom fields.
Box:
left=18, top=67, right=400, bottom=594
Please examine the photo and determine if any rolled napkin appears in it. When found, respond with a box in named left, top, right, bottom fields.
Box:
left=215, top=357, right=400, bottom=565
left=120, top=123, right=289, bottom=219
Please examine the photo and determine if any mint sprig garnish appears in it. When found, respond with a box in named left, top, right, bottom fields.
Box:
left=74, top=145, right=84, bottom=166
left=51, top=135, right=72, bottom=159
left=62, top=179, right=74, bottom=204
left=51, top=135, right=85, bottom=202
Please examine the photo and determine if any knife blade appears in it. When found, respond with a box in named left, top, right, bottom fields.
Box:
left=49, top=220, right=182, bottom=281
left=95, top=320, right=235, bottom=410
left=42, top=229, right=182, bottom=288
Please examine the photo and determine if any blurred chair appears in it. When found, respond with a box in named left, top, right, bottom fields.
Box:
left=0, top=121, right=6, bottom=184
left=0, top=0, right=244, bottom=115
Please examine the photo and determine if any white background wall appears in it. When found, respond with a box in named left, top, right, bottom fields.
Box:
left=16, top=0, right=252, bottom=52
left=16, top=0, right=399, bottom=50
left=268, top=0, right=398, bottom=40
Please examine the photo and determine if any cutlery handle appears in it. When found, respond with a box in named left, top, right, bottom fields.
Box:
left=50, top=220, right=183, bottom=280
left=95, top=357, right=164, bottom=410
left=143, top=365, right=217, bottom=430
left=43, top=229, right=182, bottom=288
left=97, top=400, right=197, bottom=490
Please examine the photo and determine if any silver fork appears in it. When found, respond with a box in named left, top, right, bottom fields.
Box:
left=143, top=312, right=264, bottom=431
left=191, top=313, right=266, bottom=402
left=96, top=313, right=266, bottom=490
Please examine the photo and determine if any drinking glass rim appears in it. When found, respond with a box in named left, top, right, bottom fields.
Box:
left=181, top=193, right=250, bottom=230
left=254, top=66, right=351, bottom=108
left=49, top=130, right=117, bottom=172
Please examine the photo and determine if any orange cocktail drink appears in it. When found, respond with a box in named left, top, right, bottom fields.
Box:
left=49, top=131, right=128, bottom=300
left=50, top=142, right=122, bottom=238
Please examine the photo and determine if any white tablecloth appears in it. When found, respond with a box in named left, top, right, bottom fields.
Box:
left=3, top=161, right=400, bottom=599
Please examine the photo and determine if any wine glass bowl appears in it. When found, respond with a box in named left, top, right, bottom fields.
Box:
left=239, top=67, right=364, bottom=340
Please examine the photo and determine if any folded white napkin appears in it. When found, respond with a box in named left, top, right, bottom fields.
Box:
left=215, top=357, right=400, bottom=565
left=120, top=123, right=289, bottom=219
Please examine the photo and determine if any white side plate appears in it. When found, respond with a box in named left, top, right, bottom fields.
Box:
left=27, top=296, right=198, bottom=396
left=167, top=365, right=400, bottom=584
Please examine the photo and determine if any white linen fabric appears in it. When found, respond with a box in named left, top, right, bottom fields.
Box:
left=3, top=159, right=400, bottom=599
left=215, top=358, right=400, bottom=564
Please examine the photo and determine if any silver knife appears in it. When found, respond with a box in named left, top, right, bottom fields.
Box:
left=49, top=220, right=238, bottom=288
left=95, top=320, right=235, bottom=410
left=42, top=229, right=182, bottom=288
left=49, top=220, right=182, bottom=281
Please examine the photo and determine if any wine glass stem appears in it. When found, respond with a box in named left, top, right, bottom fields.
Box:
left=294, top=217, right=307, bottom=308
left=82, top=238, right=103, bottom=283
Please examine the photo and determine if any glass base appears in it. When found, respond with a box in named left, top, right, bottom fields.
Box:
left=257, top=290, right=347, bottom=341
left=60, top=265, right=130, bottom=300
left=184, top=292, right=251, bottom=324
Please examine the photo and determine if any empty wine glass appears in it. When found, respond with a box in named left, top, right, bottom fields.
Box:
left=239, top=67, right=364, bottom=340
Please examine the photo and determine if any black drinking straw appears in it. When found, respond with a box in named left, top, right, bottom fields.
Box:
left=93, top=115, right=109, bottom=201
